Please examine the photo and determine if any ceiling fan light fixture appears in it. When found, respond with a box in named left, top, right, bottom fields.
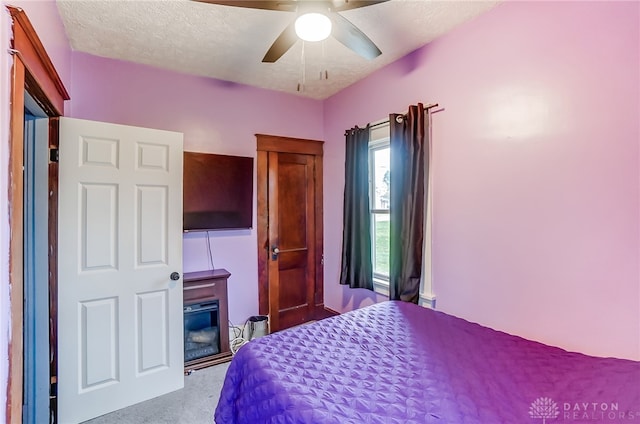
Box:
left=294, top=13, right=332, bottom=42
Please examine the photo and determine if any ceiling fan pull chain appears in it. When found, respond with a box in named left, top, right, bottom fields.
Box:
left=298, top=41, right=306, bottom=92
left=297, top=42, right=303, bottom=92
left=320, top=40, right=328, bottom=81
left=302, top=41, right=306, bottom=89
left=319, top=40, right=324, bottom=80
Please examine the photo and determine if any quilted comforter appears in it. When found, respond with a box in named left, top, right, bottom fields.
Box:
left=215, top=301, right=640, bottom=423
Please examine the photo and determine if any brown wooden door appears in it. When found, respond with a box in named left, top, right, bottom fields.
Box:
left=257, top=135, right=324, bottom=332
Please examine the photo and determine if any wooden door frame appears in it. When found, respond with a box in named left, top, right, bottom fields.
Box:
left=256, top=134, right=327, bottom=331
left=6, top=6, right=69, bottom=423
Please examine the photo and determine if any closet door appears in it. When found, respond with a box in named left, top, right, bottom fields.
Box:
left=256, top=135, right=324, bottom=332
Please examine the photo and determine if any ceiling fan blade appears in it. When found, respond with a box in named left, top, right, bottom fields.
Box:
left=262, top=21, right=298, bottom=62
left=330, top=12, right=381, bottom=60
left=331, top=0, right=389, bottom=13
left=192, top=0, right=298, bottom=12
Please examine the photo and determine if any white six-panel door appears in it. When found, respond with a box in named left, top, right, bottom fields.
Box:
left=57, top=117, right=184, bottom=423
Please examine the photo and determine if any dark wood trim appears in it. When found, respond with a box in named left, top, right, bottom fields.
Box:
left=324, top=307, right=340, bottom=316
left=314, top=155, right=324, bottom=312
left=7, top=51, right=26, bottom=424
left=266, top=151, right=280, bottom=332
left=256, top=135, right=324, bottom=333
left=48, top=117, right=60, bottom=419
left=256, top=150, right=269, bottom=316
left=256, top=133, right=323, bottom=155
left=5, top=6, right=69, bottom=423
left=316, top=307, right=340, bottom=320
left=7, top=6, right=70, bottom=115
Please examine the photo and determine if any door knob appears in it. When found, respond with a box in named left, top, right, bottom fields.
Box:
left=170, top=272, right=180, bottom=281
left=271, top=246, right=280, bottom=261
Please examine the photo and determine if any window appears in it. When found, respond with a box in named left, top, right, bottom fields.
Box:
left=366, top=122, right=435, bottom=307
left=369, top=131, right=390, bottom=288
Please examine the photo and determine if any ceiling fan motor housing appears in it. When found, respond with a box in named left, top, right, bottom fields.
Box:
left=195, top=0, right=388, bottom=62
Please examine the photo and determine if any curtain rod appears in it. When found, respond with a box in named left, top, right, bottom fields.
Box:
left=368, top=103, right=439, bottom=130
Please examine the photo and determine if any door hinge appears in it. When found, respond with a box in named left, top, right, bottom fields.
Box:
left=50, top=148, right=59, bottom=163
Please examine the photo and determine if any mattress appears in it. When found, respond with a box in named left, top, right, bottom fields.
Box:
left=214, top=301, right=640, bottom=423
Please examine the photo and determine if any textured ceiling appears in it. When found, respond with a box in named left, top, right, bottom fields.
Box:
left=56, top=0, right=500, bottom=100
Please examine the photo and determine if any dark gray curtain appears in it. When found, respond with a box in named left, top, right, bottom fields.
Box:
left=389, top=104, right=427, bottom=303
left=340, top=125, right=373, bottom=290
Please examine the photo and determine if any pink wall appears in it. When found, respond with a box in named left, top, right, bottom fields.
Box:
left=69, top=53, right=324, bottom=324
left=323, top=1, right=640, bottom=360
left=1, top=1, right=71, bottom=416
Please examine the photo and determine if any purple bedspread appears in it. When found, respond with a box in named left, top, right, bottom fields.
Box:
left=215, top=301, right=640, bottom=423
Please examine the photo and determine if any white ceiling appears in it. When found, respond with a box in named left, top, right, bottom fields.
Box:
left=56, top=0, right=500, bottom=100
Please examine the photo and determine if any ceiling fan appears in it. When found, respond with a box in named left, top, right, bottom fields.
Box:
left=193, top=0, right=390, bottom=63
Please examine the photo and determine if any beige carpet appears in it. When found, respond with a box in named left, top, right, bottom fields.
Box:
left=82, top=362, right=230, bottom=424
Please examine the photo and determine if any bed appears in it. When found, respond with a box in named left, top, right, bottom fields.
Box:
left=214, top=301, right=640, bottom=423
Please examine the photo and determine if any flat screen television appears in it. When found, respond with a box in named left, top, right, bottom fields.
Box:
left=183, top=152, right=253, bottom=231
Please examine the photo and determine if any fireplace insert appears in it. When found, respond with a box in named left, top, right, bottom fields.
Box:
left=184, top=300, right=220, bottom=362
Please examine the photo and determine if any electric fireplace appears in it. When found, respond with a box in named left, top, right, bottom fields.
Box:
left=183, top=269, right=232, bottom=371
left=183, top=300, right=220, bottom=362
